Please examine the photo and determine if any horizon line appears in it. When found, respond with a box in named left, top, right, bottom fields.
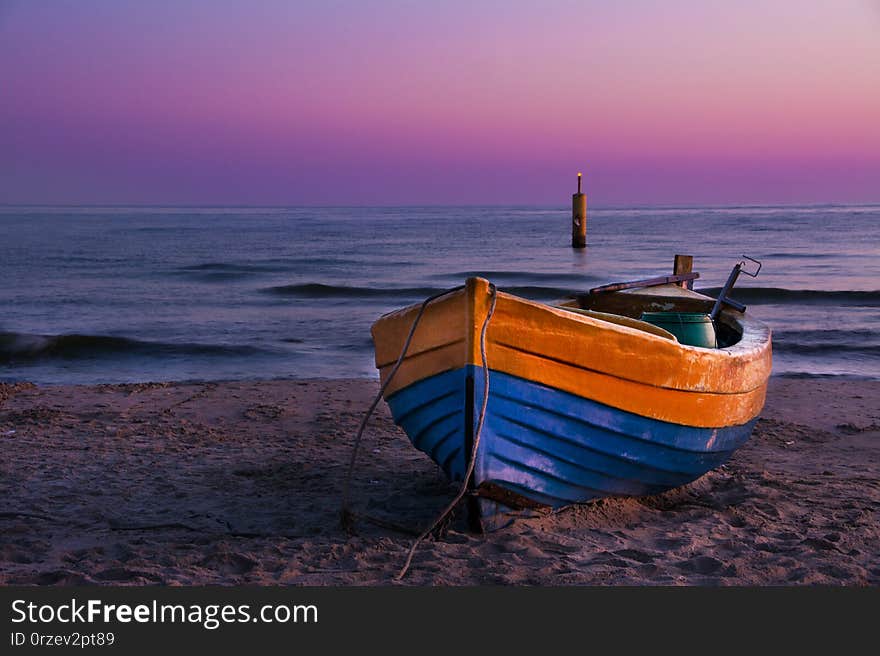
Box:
left=2, top=200, right=880, bottom=212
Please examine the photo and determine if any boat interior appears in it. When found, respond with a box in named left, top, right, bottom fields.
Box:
left=555, top=283, right=744, bottom=349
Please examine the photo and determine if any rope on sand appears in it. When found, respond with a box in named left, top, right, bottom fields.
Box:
left=339, top=285, right=465, bottom=531
left=338, top=282, right=498, bottom=581
left=395, top=285, right=496, bottom=581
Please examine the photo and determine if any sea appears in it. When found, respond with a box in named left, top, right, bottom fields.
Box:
left=1, top=205, right=878, bottom=385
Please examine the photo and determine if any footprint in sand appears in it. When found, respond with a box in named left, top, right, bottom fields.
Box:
left=197, top=551, right=258, bottom=575
left=93, top=567, right=164, bottom=583
left=613, top=548, right=656, bottom=564
left=675, top=555, right=724, bottom=575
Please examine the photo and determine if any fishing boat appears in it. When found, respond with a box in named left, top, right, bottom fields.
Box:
left=370, top=262, right=772, bottom=530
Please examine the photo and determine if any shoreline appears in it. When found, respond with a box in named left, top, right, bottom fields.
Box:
left=3, top=370, right=878, bottom=390
left=1, top=377, right=878, bottom=585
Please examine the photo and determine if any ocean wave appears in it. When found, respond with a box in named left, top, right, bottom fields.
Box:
left=500, top=286, right=579, bottom=299
left=436, top=270, right=599, bottom=284
left=760, top=252, right=838, bottom=259
left=772, top=371, right=877, bottom=380
left=263, top=282, right=577, bottom=300
left=263, top=283, right=444, bottom=298
left=771, top=341, right=880, bottom=357
left=697, top=287, right=880, bottom=305
left=175, top=258, right=419, bottom=282
left=0, top=332, right=267, bottom=363
left=772, top=329, right=877, bottom=342
left=174, top=262, right=292, bottom=282
left=179, top=262, right=289, bottom=273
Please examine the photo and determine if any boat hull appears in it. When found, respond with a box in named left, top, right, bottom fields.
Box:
left=387, top=365, right=755, bottom=510
left=372, top=277, right=771, bottom=526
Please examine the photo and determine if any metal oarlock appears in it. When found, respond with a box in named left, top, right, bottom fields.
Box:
left=709, top=255, right=762, bottom=322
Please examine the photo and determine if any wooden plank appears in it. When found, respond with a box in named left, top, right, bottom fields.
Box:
left=674, top=254, right=694, bottom=289
left=587, top=272, right=699, bottom=295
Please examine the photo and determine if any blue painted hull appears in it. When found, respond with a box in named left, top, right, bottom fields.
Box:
left=386, top=365, right=755, bottom=514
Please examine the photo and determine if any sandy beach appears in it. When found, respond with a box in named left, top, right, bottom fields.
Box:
left=1, top=377, right=877, bottom=586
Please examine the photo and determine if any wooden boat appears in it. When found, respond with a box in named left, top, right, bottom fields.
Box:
left=371, top=273, right=772, bottom=530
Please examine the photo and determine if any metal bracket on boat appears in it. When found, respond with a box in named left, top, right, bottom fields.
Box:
left=708, top=255, right=762, bottom=321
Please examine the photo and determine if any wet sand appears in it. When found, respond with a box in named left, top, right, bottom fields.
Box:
left=1, top=377, right=878, bottom=585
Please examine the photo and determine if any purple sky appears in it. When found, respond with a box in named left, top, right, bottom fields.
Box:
left=2, top=1, right=879, bottom=205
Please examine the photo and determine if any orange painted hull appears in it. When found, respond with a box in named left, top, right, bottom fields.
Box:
left=373, top=278, right=772, bottom=429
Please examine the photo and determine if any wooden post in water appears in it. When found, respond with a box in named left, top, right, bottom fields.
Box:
left=674, top=254, right=694, bottom=289
left=572, top=172, right=587, bottom=249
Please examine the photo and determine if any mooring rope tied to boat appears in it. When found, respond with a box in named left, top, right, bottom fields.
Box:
left=340, top=284, right=465, bottom=529
left=396, top=284, right=497, bottom=581
left=338, top=282, right=497, bottom=581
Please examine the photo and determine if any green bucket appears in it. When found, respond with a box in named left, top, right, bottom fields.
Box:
left=639, top=312, right=717, bottom=348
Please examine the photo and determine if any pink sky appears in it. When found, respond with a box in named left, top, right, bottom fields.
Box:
left=1, top=0, right=879, bottom=205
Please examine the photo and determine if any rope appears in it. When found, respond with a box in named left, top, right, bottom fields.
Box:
left=395, top=283, right=497, bottom=581
left=339, top=285, right=464, bottom=531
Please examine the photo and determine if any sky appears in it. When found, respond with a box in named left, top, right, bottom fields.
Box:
left=1, top=0, right=879, bottom=206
